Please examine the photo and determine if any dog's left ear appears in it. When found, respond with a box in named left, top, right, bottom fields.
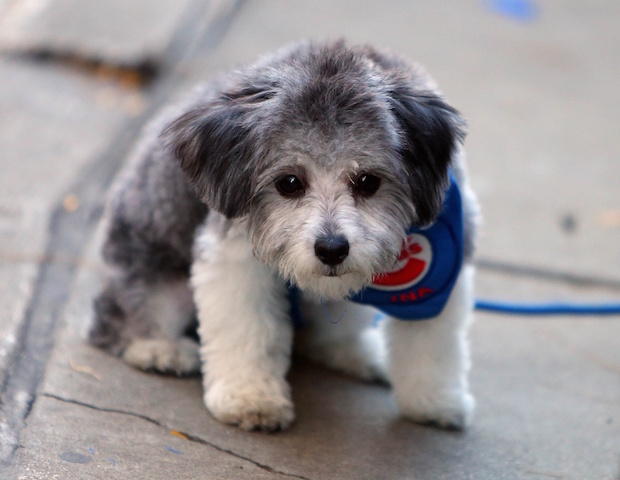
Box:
left=161, top=84, right=275, bottom=218
left=388, top=86, right=466, bottom=225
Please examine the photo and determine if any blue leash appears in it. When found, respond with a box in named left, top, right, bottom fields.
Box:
left=474, top=299, right=620, bottom=316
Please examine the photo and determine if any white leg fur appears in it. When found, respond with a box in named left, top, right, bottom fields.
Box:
left=385, top=264, right=475, bottom=429
left=122, top=280, right=200, bottom=375
left=192, top=215, right=294, bottom=431
left=295, top=299, right=388, bottom=383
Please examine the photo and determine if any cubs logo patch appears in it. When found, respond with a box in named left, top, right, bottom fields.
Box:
left=371, top=234, right=432, bottom=291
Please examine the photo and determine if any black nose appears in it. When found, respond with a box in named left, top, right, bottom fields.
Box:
left=314, top=235, right=349, bottom=266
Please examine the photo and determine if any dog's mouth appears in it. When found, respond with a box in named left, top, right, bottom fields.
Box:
left=320, top=266, right=347, bottom=278
left=294, top=267, right=371, bottom=300
left=319, top=265, right=369, bottom=279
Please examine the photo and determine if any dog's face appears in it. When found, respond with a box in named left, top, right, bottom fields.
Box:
left=163, top=42, right=465, bottom=299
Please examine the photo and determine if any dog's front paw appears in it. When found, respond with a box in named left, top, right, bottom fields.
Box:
left=395, top=388, right=475, bottom=431
left=205, top=380, right=295, bottom=432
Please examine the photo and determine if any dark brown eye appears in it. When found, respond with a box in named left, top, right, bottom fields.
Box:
left=355, top=173, right=381, bottom=196
left=276, top=175, right=305, bottom=197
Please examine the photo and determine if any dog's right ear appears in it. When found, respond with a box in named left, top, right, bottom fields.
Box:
left=161, top=84, right=276, bottom=218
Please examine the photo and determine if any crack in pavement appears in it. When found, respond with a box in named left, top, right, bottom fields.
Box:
left=477, top=257, right=620, bottom=291
left=41, top=393, right=312, bottom=480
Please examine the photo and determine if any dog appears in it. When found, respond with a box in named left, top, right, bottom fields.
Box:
left=89, top=40, right=479, bottom=432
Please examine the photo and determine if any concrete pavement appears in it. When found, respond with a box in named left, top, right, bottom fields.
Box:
left=1, top=0, right=619, bottom=478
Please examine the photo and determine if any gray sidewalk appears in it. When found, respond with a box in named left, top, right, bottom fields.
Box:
left=1, top=1, right=619, bottom=479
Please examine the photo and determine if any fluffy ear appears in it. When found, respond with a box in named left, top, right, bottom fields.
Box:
left=161, top=85, right=274, bottom=218
left=388, top=86, right=466, bottom=225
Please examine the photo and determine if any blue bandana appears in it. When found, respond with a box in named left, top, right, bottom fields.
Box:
left=349, top=172, right=463, bottom=320
left=289, top=172, right=463, bottom=323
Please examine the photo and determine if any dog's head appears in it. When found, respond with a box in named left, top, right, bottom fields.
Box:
left=163, top=41, right=465, bottom=299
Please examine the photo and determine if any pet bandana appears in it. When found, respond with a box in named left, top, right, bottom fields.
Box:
left=289, top=171, right=464, bottom=323
left=349, top=171, right=463, bottom=320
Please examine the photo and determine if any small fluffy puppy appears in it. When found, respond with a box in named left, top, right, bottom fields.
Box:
left=90, top=40, right=479, bottom=432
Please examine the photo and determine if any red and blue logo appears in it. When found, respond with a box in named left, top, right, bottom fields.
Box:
left=371, top=233, right=433, bottom=291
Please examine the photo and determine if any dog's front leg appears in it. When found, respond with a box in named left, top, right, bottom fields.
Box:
left=191, top=217, right=294, bottom=431
left=385, top=265, right=475, bottom=430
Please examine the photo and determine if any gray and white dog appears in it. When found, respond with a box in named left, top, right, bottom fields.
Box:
left=90, top=40, right=479, bottom=432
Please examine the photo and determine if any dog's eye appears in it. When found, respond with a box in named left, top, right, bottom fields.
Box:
left=355, top=173, right=381, bottom=197
left=276, top=175, right=305, bottom=197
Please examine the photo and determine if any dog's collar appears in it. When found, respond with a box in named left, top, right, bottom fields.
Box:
left=349, top=171, right=463, bottom=320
